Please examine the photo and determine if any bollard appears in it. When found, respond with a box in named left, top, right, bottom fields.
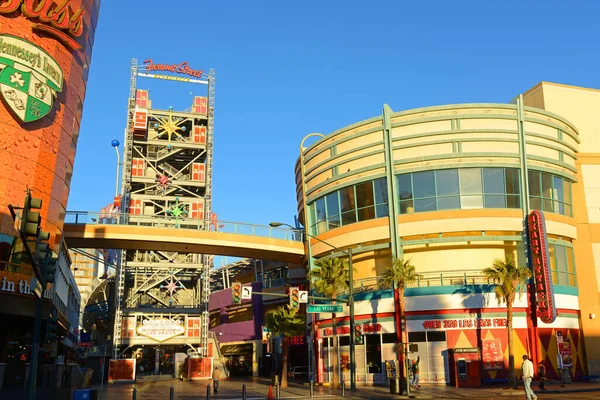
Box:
left=341, top=380, right=345, bottom=397
left=170, top=385, right=174, bottom=400
left=132, top=386, right=137, bottom=400
left=276, top=383, right=280, bottom=399
left=207, top=384, right=211, bottom=400
left=242, top=383, right=247, bottom=400
left=309, top=380, right=314, bottom=398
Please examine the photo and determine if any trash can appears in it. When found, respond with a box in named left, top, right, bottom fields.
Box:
left=72, top=389, right=98, bottom=400
left=389, top=378, right=401, bottom=394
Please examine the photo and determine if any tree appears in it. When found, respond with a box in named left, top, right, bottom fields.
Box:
left=307, top=256, right=351, bottom=389
left=265, top=305, right=306, bottom=388
left=379, top=257, right=418, bottom=385
left=482, top=255, right=531, bottom=389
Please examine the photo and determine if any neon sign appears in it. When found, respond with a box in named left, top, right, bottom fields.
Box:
left=527, top=210, right=557, bottom=323
left=0, top=0, right=85, bottom=51
left=143, top=59, right=204, bottom=78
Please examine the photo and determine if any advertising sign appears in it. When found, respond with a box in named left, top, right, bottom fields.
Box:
left=556, top=332, right=573, bottom=368
left=136, top=318, right=185, bottom=343
left=527, top=210, right=557, bottom=323
left=482, top=339, right=503, bottom=370
left=0, top=34, right=63, bottom=123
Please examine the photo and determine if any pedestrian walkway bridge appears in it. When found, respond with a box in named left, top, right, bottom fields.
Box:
left=62, top=212, right=305, bottom=263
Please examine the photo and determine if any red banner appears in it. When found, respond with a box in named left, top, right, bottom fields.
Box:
left=482, top=339, right=503, bottom=370
left=527, top=211, right=557, bottom=323
left=108, top=359, right=136, bottom=382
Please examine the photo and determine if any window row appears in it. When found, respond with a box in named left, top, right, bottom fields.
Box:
left=308, top=168, right=574, bottom=235
left=549, top=244, right=576, bottom=287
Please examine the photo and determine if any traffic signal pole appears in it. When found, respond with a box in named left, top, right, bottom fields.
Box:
left=26, top=289, right=43, bottom=400
left=348, top=248, right=356, bottom=390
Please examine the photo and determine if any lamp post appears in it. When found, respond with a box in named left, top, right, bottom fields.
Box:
left=111, top=139, right=121, bottom=198
left=270, top=221, right=356, bottom=390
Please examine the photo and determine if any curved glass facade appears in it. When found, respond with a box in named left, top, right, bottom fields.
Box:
left=310, top=178, right=388, bottom=235
left=397, top=168, right=521, bottom=214
left=309, top=168, right=573, bottom=235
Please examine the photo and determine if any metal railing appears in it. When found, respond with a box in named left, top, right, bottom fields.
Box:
left=64, top=211, right=302, bottom=242
left=342, top=270, right=492, bottom=295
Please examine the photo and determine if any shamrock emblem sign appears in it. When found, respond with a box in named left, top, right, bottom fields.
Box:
left=0, top=34, right=64, bottom=123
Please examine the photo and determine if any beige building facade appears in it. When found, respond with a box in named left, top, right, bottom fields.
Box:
left=295, top=82, right=600, bottom=384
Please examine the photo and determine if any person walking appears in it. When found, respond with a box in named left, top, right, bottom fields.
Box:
left=522, top=355, right=537, bottom=400
left=411, top=356, right=421, bottom=389
left=537, top=362, right=547, bottom=390
left=212, top=367, right=221, bottom=394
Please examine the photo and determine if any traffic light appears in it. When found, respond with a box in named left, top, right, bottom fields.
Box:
left=354, top=324, right=363, bottom=344
left=232, top=282, right=242, bottom=304
left=20, top=193, right=43, bottom=238
left=42, top=256, right=58, bottom=287
left=46, top=315, right=58, bottom=342
left=289, top=286, right=300, bottom=310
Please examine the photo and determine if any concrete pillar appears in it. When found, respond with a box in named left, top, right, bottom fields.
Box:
left=0, top=363, right=6, bottom=390
left=24, top=363, right=30, bottom=388
left=54, top=363, right=65, bottom=388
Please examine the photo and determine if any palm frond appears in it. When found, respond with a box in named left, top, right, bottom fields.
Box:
left=379, top=257, right=418, bottom=289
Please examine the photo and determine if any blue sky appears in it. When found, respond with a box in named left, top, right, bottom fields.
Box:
left=68, top=0, right=600, bottom=230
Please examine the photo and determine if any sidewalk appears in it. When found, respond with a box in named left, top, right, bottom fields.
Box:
left=86, top=377, right=600, bottom=400
left=2, top=378, right=599, bottom=400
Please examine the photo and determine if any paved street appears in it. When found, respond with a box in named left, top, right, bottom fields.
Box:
left=2, top=377, right=600, bottom=400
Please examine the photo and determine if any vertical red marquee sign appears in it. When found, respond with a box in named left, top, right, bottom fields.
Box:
left=527, top=210, right=557, bottom=323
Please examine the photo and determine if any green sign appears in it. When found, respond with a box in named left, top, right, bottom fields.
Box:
left=307, top=304, right=343, bottom=313
left=0, top=34, right=63, bottom=123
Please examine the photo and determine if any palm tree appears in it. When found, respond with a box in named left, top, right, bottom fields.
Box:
left=482, top=255, right=531, bottom=389
left=307, top=256, right=351, bottom=389
left=265, top=305, right=306, bottom=388
left=379, top=257, right=418, bottom=384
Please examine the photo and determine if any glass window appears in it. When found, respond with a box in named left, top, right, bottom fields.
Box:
left=483, top=169, right=505, bottom=194
left=461, top=195, right=483, bottom=209
left=485, top=195, right=506, bottom=208
left=374, top=178, right=389, bottom=218
left=314, top=198, right=326, bottom=234
left=436, top=170, right=459, bottom=196
left=340, top=186, right=357, bottom=225
left=356, top=181, right=375, bottom=221
left=415, top=197, right=436, bottom=212
left=528, top=171, right=541, bottom=196
left=550, top=244, right=576, bottom=287
left=326, top=192, right=340, bottom=230
left=505, top=169, right=520, bottom=195
left=564, top=181, right=572, bottom=217
left=438, top=196, right=460, bottom=210
left=459, top=169, right=482, bottom=194
left=413, top=171, right=435, bottom=198
left=400, top=199, right=415, bottom=214
left=397, top=174, right=413, bottom=200
left=542, top=173, right=553, bottom=211
left=426, top=331, right=446, bottom=342
left=408, top=332, right=426, bottom=342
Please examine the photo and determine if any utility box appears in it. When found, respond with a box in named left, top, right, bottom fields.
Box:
left=449, top=348, right=481, bottom=388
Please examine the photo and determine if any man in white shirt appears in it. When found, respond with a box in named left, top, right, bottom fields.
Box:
left=522, top=355, right=538, bottom=400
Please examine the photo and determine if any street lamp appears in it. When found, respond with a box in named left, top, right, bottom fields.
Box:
left=269, top=221, right=357, bottom=390
left=111, top=139, right=121, bottom=198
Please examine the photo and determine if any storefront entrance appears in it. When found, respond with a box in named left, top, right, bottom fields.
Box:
left=221, top=343, right=253, bottom=377
left=407, top=331, right=450, bottom=384
left=129, top=345, right=189, bottom=378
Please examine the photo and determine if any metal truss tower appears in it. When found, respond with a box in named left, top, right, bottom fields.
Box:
left=112, top=59, right=215, bottom=360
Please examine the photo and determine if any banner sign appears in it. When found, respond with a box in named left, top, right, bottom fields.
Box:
left=556, top=331, right=573, bottom=368
left=527, top=210, right=557, bottom=324
left=422, top=318, right=507, bottom=330
left=482, top=339, right=503, bottom=370
left=136, top=318, right=185, bottom=342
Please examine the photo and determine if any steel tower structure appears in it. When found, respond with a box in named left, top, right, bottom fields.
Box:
left=112, top=59, right=215, bottom=360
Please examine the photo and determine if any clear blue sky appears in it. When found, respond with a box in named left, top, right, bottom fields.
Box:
left=68, top=0, right=600, bottom=229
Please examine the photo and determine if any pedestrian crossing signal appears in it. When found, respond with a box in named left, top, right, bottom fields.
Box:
left=232, top=282, right=242, bottom=304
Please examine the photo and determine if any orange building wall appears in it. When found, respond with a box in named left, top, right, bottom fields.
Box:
left=0, top=0, right=100, bottom=254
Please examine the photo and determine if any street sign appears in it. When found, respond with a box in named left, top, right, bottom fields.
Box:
left=299, top=290, right=308, bottom=303
left=241, top=286, right=252, bottom=300
left=307, top=304, right=343, bottom=313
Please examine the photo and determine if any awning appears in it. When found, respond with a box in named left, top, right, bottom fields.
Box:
left=220, top=343, right=253, bottom=356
